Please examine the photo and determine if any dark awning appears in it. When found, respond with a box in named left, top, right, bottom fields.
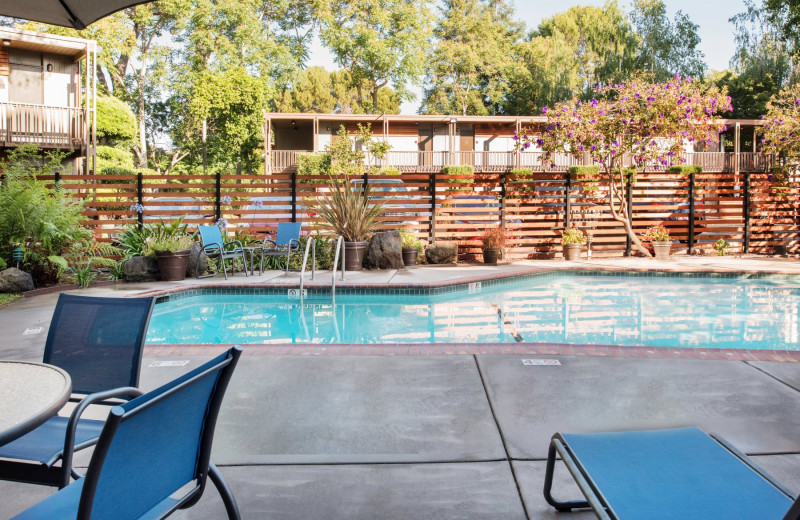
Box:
left=0, top=0, right=153, bottom=30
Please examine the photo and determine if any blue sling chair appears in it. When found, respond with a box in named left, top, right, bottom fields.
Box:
left=259, top=222, right=302, bottom=275
left=544, top=427, right=800, bottom=520
left=0, top=294, right=154, bottom=489
left=12, top=347, right=243, bottom=520
left=196, top=225, right=248, bottom=279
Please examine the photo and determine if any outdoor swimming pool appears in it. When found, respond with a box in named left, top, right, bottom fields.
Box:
left=145, top=273, right=800, bottom=351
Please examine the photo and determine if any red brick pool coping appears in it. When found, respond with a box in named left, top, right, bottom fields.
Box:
left=140, top=264, right=800, bottom=362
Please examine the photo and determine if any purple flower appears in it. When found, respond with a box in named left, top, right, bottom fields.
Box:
left=253, top=200, right=264, bottom=208
left=221, top=195, right=232, bottom=205
left=542, top=106, right=549, bottom=114
left=129, top=203, right=144, bottom=214
left=216, top=218, right=228, bottom=229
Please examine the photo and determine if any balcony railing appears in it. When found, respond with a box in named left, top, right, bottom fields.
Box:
left=270, top=150, right=774, bottom=174
left=0, top=102, right=87, bottom=148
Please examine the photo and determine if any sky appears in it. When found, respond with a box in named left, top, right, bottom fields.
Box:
left=308, top=0, right=749, bottom=114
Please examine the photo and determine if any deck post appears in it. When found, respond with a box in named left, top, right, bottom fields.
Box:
left=688, top=168, right=696, bottom=255
left=744, top=171, right=751, bottom=253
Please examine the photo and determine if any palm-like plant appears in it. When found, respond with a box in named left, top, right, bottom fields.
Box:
left=315, top=176, right=385, bottom=242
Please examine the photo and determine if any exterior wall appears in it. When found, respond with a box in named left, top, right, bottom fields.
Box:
left=43, top=54, right=74, bottom=107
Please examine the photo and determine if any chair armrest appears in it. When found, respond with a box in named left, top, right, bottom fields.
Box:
left=224, top=240, right=244, bottom=250
left=60, top=386, right=143, bottom=487
left=261, top=238, right=277, bottom=249
left=203, top=242, right=224, bottom=253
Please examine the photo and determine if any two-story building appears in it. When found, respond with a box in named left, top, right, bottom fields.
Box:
left=0, top=27, right=96, bottom=173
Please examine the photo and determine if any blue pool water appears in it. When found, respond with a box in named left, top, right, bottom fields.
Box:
left=145, top=274, right=800, bottom=351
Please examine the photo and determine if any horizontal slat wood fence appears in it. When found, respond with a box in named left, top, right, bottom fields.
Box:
left=38, top=152, right=798, bottom=261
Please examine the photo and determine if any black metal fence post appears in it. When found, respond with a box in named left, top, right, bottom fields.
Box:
left=215, top=169, right=221, bottom=221
left=564, top=171, right=572, bottom=229
left=53, top=170, right=61, bottom=192
left=291, top=169, right=297, bottom=223
left=500, top=171, right=507, bottom=232
left=137, top=171, right=143, bottom=229
left=625, top=173, right=633, bottom=257
left=430, top=170, right=437, bottom=242
left=744, top=172, right=751, bottom=253
left=688, top=169, right=696, bottom=255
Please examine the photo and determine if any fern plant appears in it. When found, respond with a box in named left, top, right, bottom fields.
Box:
left=49, top=240, right=120, bottom=289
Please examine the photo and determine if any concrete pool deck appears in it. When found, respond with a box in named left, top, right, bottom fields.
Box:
left=1, top=256, right=800, bottom=518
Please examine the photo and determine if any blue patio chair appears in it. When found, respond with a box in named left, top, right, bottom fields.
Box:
left=259, top=222, right=302, bottom=274
left=11, top=346, right=243, bottom=520
left=196, top=224, right=248, bottom=279
left=544, top=427, right=800, bottom=520
left=0, top=294, right=154, bottom=489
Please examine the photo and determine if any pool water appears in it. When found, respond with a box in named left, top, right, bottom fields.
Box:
left=145, top=274, right=800, bottom=351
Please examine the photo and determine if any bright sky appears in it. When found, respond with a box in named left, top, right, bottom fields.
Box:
left=308, top=0, right=749, bottom=114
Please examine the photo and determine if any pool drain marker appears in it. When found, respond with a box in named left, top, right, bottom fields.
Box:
left=23, top=327, right=43, bottom=335
left=149, top=360, right=191, bottom=367
left=522, top=359, right=561, bottom=366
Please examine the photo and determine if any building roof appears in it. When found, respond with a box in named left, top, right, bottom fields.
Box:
left=0, top=27, right=93, bottom=59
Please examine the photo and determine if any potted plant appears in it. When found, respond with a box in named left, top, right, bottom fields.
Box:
left=481, top=227, right=506, bottom=265
left=643, top=223, right=671, bottom=261
left=142, top=221, right=196, bottom=281
left=399, top=230, right=423, bottom=266
left=561, top=226, right=586, bottom=261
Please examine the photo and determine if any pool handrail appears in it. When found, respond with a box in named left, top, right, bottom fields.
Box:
left=299, top=236, right=315, bottom=302
left=332, top=236, right=345, bottom=299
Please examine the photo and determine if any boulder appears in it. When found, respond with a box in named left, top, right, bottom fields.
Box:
left=186, top=242, right=210, bottom=277
left=425, top=242, right=458, bottom=264
left=0, top=267, right=34, bottom=293
left=123, top=256, right=161, bottom=282
left=366, top=231, right=404, bottom=269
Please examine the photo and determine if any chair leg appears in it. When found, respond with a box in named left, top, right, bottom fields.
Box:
left=543, top=441, right=591, bottom=512
left=209, top=462, right=241, bottom=520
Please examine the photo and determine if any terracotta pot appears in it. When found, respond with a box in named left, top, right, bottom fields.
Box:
left=482, top=248, right=500, bottom=265
left=402, top=247, right=418, bottom=266
left=155, top=249, right=191, bottom=281
left=653, top=241, right=671, bottom=261
left=344, top=241, right=367, bottom=271
left=563, top=243, right=582, bottom=261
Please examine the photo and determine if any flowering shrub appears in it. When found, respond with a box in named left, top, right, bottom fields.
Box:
left=518, top=74, right=730, bottom=257
left=713, top=238, right=730, bottom=256
left=643, top=224, right=671, bottom=242
left=561, top=226, right=586, bottom=245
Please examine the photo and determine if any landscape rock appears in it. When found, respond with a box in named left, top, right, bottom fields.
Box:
left=123, top=256, right=161, bottom=282
left=0, top=267, right=34, bottom=293
left=425, top=242, right=458, bottom=264
left=186, top=242, right=210, bottom=277
left=366, top=231, right=404, bottom=269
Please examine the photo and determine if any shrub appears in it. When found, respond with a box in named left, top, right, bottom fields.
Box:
left=561, top=226, right=586, bottom=245
left=668, top=165, right=702, bottom=176
left=643, top=223, right=671, bottom=242
left=377, top=166, right=401, bottom=176
left=510, top=168, right=534, bottom=193
left=442, top=165, right=474, bottom=187
left=97, top=145, right=135, bottom=170
left=713, top=238, right=730, bottom=256
left=95, top=95, right=137, bottom=146
left=481, top=227, right=506, bottom=249
left=569, top=166, right=601, bottom=194
left=297, top=152, right=331, bottom=184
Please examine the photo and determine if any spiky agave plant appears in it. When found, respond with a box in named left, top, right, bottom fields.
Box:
left=315, top=176, right=386, bottom=243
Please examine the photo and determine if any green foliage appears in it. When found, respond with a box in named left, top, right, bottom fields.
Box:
left=96, top=145, right=135, bottom=171
left=569, top=166, right=601, bottom=194
left=284, top=67, right=402, bottom=114
left=0, top=145, right=88, bottom=275
left=284, top=234, right=335, bottom=270
left=378, top=167, right=401, bottom=176
left=714, top=238, right=730, bottom=256
left=297, top=153, right=332, bottom=184
left=643, top=223, right=671, bottom=242
left=95, top=96, right=137, bottom=145
left=143, top=234, right=195, bottom=256
left=561, top=226, right=586, bottom=245
left=49, top=240, right=120, bottom=289
left=442, top=165, right=475, bottom=185
left=115, top=225, right=155, bottom=259
left=399, top=229, right=423, bottom=251
left=0, top=258, right=6, bottom=270
left=0, top=293, right=21, bottom=305
left=108, top=260, right=126, bottom=281
left=668, top=165, right=702, bottom=176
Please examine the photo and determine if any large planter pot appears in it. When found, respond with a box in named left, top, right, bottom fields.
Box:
left=653, top=241, right=671, bottom=261
left=155, top=249, right=191, bottom=281
left=402, top=247, right=418, bottom=266
left=482, top=248, right=500, bottom=265
left=563, top=243, right=583, bottom=261
left=344, top=241, right=367, bottom=271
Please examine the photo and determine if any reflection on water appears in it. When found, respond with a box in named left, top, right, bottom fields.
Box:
left=146, top=275, right=800, bottom=350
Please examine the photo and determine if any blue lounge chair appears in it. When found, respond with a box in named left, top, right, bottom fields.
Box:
left=196, top=224, right=248, bottom=279
left=259, top=222, right=302, bottom=274
left=11, top=347, right=243, bottom=520
left=0, top=294, right=154, bottom=489
left=544, top=427, right=800, bottom=520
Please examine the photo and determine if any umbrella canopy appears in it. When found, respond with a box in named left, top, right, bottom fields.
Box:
left=0, top=0, right=153, bottom=30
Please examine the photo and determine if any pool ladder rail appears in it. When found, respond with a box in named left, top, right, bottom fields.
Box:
left=299, top=236, right=346, bottom=301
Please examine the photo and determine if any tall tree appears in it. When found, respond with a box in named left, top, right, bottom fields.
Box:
left=763, top=0, right=800, bottom=56
left=629, top=0, right=706, bottom=81
left=421, top=0, right=522, bottom=115
left=283, top=67, right=401, bottom=114
left=317, top=0, right=433, bottom=110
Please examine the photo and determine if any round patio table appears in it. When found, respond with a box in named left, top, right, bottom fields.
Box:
left=0, top=361, right=71, bottom=446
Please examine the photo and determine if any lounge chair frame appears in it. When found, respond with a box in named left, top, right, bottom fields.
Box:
left=196, top=225, right=248, bottom=279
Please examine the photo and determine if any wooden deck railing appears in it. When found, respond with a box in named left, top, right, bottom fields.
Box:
left=270, top=150, right=774, bottom=174
left=0, top=102, right=86, bottom=148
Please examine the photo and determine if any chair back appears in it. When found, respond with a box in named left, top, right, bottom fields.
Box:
left=76, top=347, right=242, bottom=520
left=275, top=222, right=302, bottom=246
left=43, top=294, right=154, bottom=395
left=198, top=225, right=225, bottom=248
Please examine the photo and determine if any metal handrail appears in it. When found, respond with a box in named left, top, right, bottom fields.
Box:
left=331, top=236, right=346, bottom=299
left=299, top=237, right=316, bottom=303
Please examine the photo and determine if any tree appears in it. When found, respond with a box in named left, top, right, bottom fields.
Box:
left=421, top=0, right=522, bottom=115
left=317, top=0, right=433, bottom=110
left=533, top=2, right=639, bottom=99
left=629, top=0, right=706, bottom=81
left=763, top=0, right=800, bottom=56
left=520, top=76, right=731, bottom=256
left=760, top=84, right=800, bottom=188
left=284, top=67, right=401, bottom=114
